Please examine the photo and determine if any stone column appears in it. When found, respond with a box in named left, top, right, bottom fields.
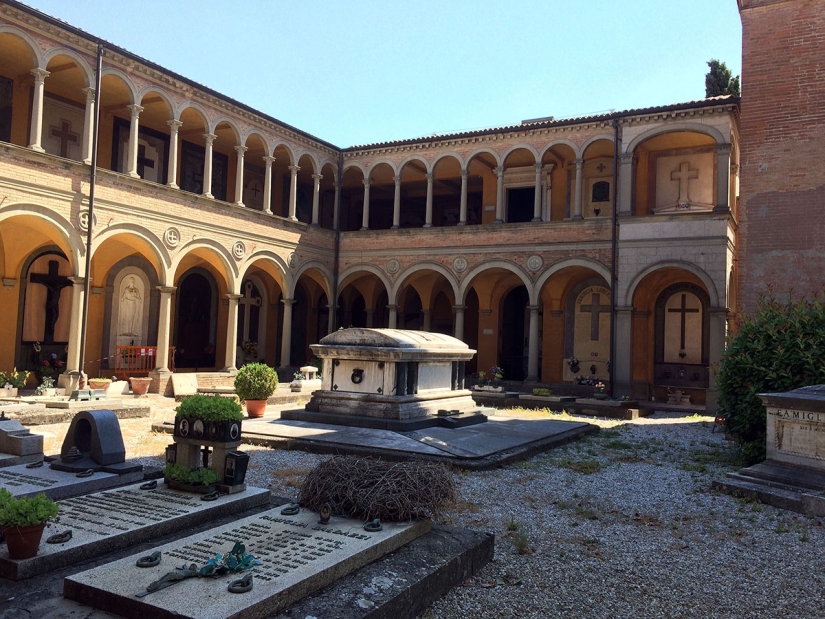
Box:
left=28, top=68, right=50, bottom=152
left=527, top=304, right=540, bottom=381
left=202, top=133, right=217, bottom=198
left=288, top=165, right=300, bottom=221
left=573, top=158, right=584, bottom=219
left=706, top=307, right=729, bottom=411
left=532, top=163, right=543, bottom=221
left=618, top=153, right=633, bottom=216
left=388, top=304, right=398, bottom=329
left=279, top=298, right=295, bottom=368
left=126, top=104, right=144, bottom=178
left=422, top=310, right=432, bottom=332
left=154, top=286, right=176, bottom=372
left=543, top=164, right=555, bottom=221
left=361, top=177, right=371, bottom=230
left=392, top=175, right=401, bottom=229
left=494, top=166, right=505, bottom=223
left=233, top=145, right=248, bottom=206
left=453, top=304, right=465, bottom=340
left=327, top=304, right=335, bottom=334
left=81, top=87, right=96, bottom=165
left=262, top=156, right=275, bottom=214
left=459, top=168, right=468, bottom=225
left=424, top=173, right=434, bottom=227
left=311, top=174, right=323, bottom=225
left=223, top=293, right=241, bottom=372
left=613, top=306, right=633, bottom=398
left=714, top=144, right=732, bottom=213
left=166, top=120, right=183, bottom=189
left=65, top=277, right=86, bottom=373
left=365, top=308, right=375, bottom=328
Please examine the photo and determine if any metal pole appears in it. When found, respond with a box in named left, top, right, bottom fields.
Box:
left=609, top=118, right=620, bottom=396
left=78, top=43, right=103, bottom=375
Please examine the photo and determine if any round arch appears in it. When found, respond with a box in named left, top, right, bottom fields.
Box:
left=501, top=143, right=539, bottom=164
left=242, top=130, right=271, bottom=154
left=538, top=138, right=581, bottom=161
left=43, top=47, right=94, bottom=87
left=294, top=150, right=320, bottom=174
left=171, top=239, right=238, bottom=293
left=625, top=122, right=729, bottom=154
left=175, top=101, right=211, bottom=127
left=209, top=116, right=242, bottom=142
left=0, top=204, right=85, bottom=274
left=98, top=67, right=140, bottom=105
left=624, top=260, right=720, bottom=307
left=270, top=140, right=296, bottom=163
left=238, top=250, right=290, bottom=292
left=291, top=260, right=333, bottom=300
left=342, top=161, right=368, bottom=177
left=318, top=159, right=338, bottom=182
left=398, top=155, right=431, bottom=174
left=534, top=257, right=612, bottom=301
left=0, top=24, right=45, bottom=67
left=430, top=151, right=465, bottom=170
left=337, top=264, right=393, bottom=300
left=90, top=223, right=172, bottom=283
left=136, top=85, right=175, bottom=118
left=457, top=259, right=532, bottom=304
left=390, top=262, right=459, bottom=305
left=464, top=146, right=503, bottom=168
left=365, top=157, right=398, bottom=175
left=580, top=134, right=615, bottom=155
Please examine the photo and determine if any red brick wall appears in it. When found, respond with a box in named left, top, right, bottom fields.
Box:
left=738, top=0, right=825, bottom=313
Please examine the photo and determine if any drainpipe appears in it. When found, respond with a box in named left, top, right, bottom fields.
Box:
left=78, top=43, right=104, bottom=378
left=609, top=118, right=620, bottom=396
left=331, top=151, right=343, bottom=330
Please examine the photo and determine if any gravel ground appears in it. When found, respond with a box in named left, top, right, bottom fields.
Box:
left=28, top=402, right=825, bottom=619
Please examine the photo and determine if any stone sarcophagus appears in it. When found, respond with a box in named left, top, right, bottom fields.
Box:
left=307, top=328, right=480, bottom=421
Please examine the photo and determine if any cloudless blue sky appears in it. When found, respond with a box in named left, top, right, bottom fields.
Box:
left=22, top=0, right=743, bottom=147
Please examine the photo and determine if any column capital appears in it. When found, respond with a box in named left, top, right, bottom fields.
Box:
left=126, top=104, right=144, bottom=117
left=387, top=304, right=398, bottom=311
left=528, top=304, right=540, bottom=312
left=203, top=133, right=217, bottom=144
left=543, top=162, right=556, bottom=173
left=619, top=152, right=634, bottom=164
left=425, top=172, right=434, bottom=181
left=716, top=143, right=733, bottom=155
left=731, top=163, right=740, bottom=176
left=362, top=177, right=371, bottom=187
left=453, top=304, right=465, bottom=311
left=311, top=173, right=323, bottom=182
left=288, top=165, right=301, bottom=174
left=157, top=285, right=177, bottom=294
left=460, top=168, right=469, bottom=177
left=534, top=162, right=543, bottom=173
left=574, top=158, right=585, bottom=167
left=282, top=298, right=296, bottom=307
left=30, top=67, right=50, bottom=81
left=226, top=293, right=242, bottom=301
left=493, top=166, right=505, bottom=177
left=69, top=276, right=86, bottom=285
left=81, top=86, right=96, bottom=101
left=262, top=155, right=276, bottom=165
left=234, top=145, right=248, bottom=154
left=167, top=119, right=183, bottom=129
left=393, top=175, right=402, bottom=184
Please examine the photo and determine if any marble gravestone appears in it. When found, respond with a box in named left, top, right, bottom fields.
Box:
left=761, top=385, right=825, bottom=471
left=0, top=415, right=44, bottom=467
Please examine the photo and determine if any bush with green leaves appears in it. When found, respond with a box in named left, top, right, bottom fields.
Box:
left=0, top=488, right=59, bottom=527
left=0, top=368, right=29, bottom=389
left=175, top=393, right=242, bottom=422
left=234, top=362, right=278, bottom=401
left=532, top=388, right=552, bottom=397
left=717, top=294, right=825, bottom=464
left=163, top=463, right=220, bottom=486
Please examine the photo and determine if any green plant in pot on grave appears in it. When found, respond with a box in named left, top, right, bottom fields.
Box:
left=174, top=394, right=244, bottom=442
left=0, top=488, right=59, bottom=560
left=233, top=362, right=278, bottom=418
left=162, top=462, right=220, bottom=492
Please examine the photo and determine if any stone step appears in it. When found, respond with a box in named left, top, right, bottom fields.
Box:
left=736, top=461, right=825, bottom=492
left=711, top=476, right=805, bottom=513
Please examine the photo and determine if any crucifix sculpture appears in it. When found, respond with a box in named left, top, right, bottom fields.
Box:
left=29, top=260, right=72, bottom=343
left=579, top=293, right=611, bottom=341
left=667, top=293, right=700, bottom=351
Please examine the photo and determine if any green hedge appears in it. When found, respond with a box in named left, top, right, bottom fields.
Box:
left=717, top=294, right=825, bottom=464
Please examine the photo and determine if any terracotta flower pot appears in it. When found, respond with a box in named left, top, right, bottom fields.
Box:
left=245, top=399, right=267, bottom=418
left=130, top=377, right=152, bottom=395
left=2, top=522, right=46, bottom=559
left=88, top=380, right=111, bottom=394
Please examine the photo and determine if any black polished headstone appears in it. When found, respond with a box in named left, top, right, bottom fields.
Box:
left=50, top=410, right=127, bottom=472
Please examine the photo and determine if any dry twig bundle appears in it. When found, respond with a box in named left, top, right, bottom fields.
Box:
left=297, top=456, right=456, bottom=522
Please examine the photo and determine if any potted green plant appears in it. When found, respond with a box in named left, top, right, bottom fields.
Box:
left=35, top=376, right=56, bottom=397
left=0, top=488, right=59, bottom=559
left=0, top=368, right=30, bottom=396
left=162, top=462, right=220, bottom=494
left=174, top=394, right=243, bottom=442
left=234, top=362, right=278, bottom=418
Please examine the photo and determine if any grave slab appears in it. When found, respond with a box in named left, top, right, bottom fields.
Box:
left=0, top=482, right=270, bottom=580
left=172, top=374, right=199, bottom=397
left=0, top=461, right=143, bottom=500
left=65, top=508, right=430, bottom=619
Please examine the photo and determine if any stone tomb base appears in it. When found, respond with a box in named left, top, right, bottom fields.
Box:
left=65, top=508, right=430, bottom=619
left=0, top=482, right=270, bottom=580
left=0, top=461, right=144, bottom=500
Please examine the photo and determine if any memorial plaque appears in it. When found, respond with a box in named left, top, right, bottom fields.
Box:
left=768, top=407, right=825, bottom=466
left=65, top=508, right=430, bottom=619
left=0, top=482, right=270, bottom=580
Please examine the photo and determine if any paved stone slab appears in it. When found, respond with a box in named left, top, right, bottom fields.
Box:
left=0, top=483, right=270, bottom=580
left=0, top=451, right=42, bottom=468
left=65, top=508, right=430, bottom=619
left=44, top=398, right=124, bottom=409
left=0, top=461, right=143, bottom=500
left=171, top=374, right=199, bottom=397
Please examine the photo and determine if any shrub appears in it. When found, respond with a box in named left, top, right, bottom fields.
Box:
left=0, top=368, right=29, bottom=389
left=234, top=363, right=278, bottom=401
left=0, top=488, right=59, bottom=527
left=175, top=393, right=243, bottom=422
left=717, top=293, right=825, bottom=464
left=532, top=388, right=552, bottom=397
left=163, top=463, right=219, bottom=486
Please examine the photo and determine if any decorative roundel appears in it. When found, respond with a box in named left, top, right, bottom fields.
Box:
left=386, top=259, right=400, bottom=274
left=452, top=256, right=468, bottom=273
left=232, top=241, right=246, bottom=260
left=77, top=210, right=97, bottom=232
left=527, top=255, right=544, bottom=272
left=193, top=419, right=205, bottom=439
left=163, top=227, right=181, bottom=248
left=178, top=418, right=190, bottom=438
left=229, top=422, right=240, bottom=441
left=288, top=252, right=297, bottom=268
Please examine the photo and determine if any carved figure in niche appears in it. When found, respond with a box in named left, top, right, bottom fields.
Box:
left=118, top=276, right=143, bottom=336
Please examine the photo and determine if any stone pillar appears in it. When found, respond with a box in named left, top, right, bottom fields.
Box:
left=388, top=304, right=398, bottom=329
left=527, top=304, right=540, bottom=381
left=223, top=293, right=241, bottom=372
left=361, top=177, right=371, bottom=230
left=613, top=306, right=633, bottom=397
left=126, top=104, right=144, bottom=178
left=65, top=277, right=86, bottom=373
left=618, top=153, right=633, bottom=216
left=543, top=164, right=555, bottom=221
left=422, top=310, right=432, bottom=332
left=573, top=158, right=584, bottom=219
left=279, top=298, right=295, bottom=368
left=533, top=163, right=543, bottom=221
left=311, top=173, right=323, bottom=225
left=494, top=166, right=505, bottom=223
left=327, top=304, right=335, bottom=334
left=288, top=165, right=300, bottom=221
left=706, top=307, right=729, bottom=411
left=459, top=168, right=468, bottom=225
left=233, top=145, right=247, bottom=206
left=28, top=68, right=50, bottom=152
left=262, top=156, right=275, bottom=214
left=424, top=173, right=434, bottom=227
left=154, top=286, right=176, bottom=372
left=166, top=120, right=183, bottom=189
left=453, top=304, right=465, bottom=340
left=81, top=87, right=95, bottom=165
left=392, top=175, right=401, bottom=229
left=714, top=144, right=732, bottom=213
left=202, top=133, right=217, bottom=199
left=365, top=308, right=375, bottom=328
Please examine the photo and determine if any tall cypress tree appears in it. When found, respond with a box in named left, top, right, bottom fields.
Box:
left=705, top=59, right=741, bottom=97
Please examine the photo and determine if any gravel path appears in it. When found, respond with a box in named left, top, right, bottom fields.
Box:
left=28, top=403, right=825, bottom=618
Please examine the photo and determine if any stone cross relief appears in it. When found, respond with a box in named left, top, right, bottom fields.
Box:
left=239, top=281, right=262, bottom=343
left=50, top=119, right=78, bottom=158
left=667, top=293, right=700, bottom=350
left=579, top=293, right=611, bottom=341
left=670, top=162, right=699, bottom=206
